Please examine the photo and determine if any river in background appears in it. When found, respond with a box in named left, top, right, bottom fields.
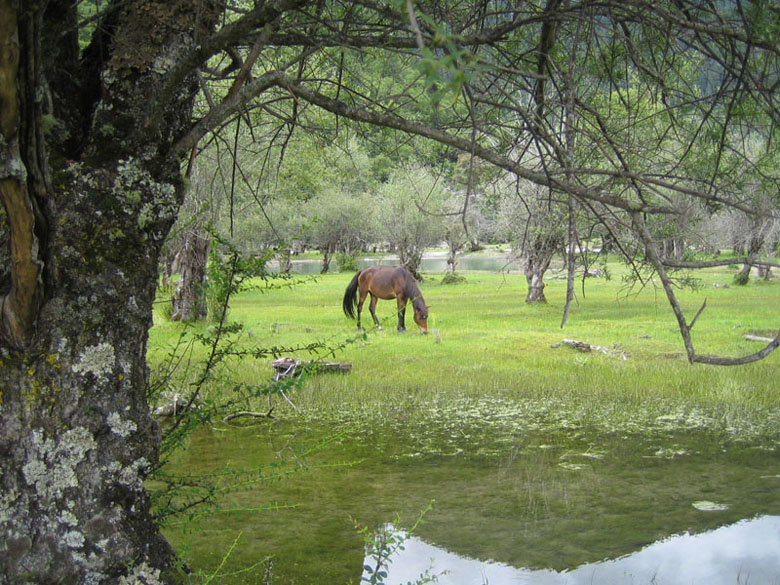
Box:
left=159, top=417, right=780, bottom=584
left=273, top=253, right=524, bottom=274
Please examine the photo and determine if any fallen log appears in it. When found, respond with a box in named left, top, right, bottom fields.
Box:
left=552, top=339, right=629, bottom=360
left=560, top=338, right=608, bottom=353
left=271, top=356, right=352, bottom=380
left=223, top=409, right=275, bottom=423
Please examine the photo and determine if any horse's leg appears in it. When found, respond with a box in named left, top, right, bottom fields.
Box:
left=396, top=297, right=407, bottom=333
left=357, top=289, right=368, bottom=330
left=369, top=294, right=382, bottom=330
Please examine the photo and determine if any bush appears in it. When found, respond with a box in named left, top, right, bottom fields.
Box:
left=336, top=253, right=360, bottom=272
left=441, top=272, right=467, bottom=285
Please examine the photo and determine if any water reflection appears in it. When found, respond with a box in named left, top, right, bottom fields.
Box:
left=159, top=418, right=780, bottom=584
left=373, top=515, right=780, bottom=585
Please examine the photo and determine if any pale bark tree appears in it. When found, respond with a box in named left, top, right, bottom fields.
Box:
left=495, top=182, right=567, bottom=303
left=728, top=194, right=780, bottom=283
left=170, top=228, right=210, bottom=321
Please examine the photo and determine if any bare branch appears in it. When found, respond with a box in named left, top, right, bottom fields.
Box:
left=688, top=298, right=707, bottom=331
left=662, top=258, right=780, bottom=270
left=692, top=335, right=780, bottom=366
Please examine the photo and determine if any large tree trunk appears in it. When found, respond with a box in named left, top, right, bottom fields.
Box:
left=0, top=2, right=218, bottom=583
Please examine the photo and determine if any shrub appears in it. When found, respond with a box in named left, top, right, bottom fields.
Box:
left=441, top=272, right=467, bottom=285
left=336, top=253, right=360, bottom=272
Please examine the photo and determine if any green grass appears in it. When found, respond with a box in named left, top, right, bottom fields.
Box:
left=148, top=260, right=780, bottom=441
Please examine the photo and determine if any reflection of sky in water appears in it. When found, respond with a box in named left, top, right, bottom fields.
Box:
left=371, top=516, right=780, bottom=585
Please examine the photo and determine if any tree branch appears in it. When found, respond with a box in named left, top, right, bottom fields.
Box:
left=662, top=258, right=780, bottom=270
left=692, top=334, right=780, bottom=366
left=632, top=211, right=779, bottom=366
left=266, top=72, right=654, bottom=213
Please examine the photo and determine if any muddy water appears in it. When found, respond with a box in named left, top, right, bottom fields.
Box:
left=157, top=417, right=780, bottom=584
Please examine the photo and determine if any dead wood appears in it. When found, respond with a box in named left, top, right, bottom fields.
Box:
left=552, top=338, right=629, bottom=360
left=271, top=356, right=352, bottom=380
left=223, top=409, right=276, bottom=423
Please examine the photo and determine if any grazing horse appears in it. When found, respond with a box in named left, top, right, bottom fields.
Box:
left=342, top=265, right=429, bottom=334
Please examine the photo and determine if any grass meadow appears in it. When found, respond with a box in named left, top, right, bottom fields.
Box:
left=148, top=258, right=780, bottom=442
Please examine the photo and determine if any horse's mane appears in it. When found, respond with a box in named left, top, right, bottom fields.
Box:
left=402, top=267, right=424, bottom=304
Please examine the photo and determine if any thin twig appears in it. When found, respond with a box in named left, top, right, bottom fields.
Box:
left=688, top=298, right=707, bottom=331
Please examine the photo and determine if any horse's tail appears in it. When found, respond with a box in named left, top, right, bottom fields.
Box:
left=342, top=270, right=362, bottom=320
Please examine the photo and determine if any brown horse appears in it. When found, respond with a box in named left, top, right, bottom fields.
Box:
left=342, top=265, right=429, bottom=334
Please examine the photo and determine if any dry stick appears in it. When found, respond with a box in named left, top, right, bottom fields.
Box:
left=223, top=410, right=275, bottom=422
left=688, top=298, right=708, bottom=331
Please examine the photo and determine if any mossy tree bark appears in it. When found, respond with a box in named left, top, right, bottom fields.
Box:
left=0, top=1, right=219, bottom=582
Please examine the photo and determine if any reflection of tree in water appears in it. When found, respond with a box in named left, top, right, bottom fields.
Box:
left=375, top=516, right=780, bottom=585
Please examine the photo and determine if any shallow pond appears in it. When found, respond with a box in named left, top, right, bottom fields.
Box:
left=157, top=414, right=780, bottom=584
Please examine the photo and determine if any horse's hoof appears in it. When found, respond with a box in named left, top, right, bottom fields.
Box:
left=377, top=326, right=384, bottom=331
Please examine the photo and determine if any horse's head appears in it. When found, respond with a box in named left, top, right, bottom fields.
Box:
left=413, top=302, right=429, bottom=334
